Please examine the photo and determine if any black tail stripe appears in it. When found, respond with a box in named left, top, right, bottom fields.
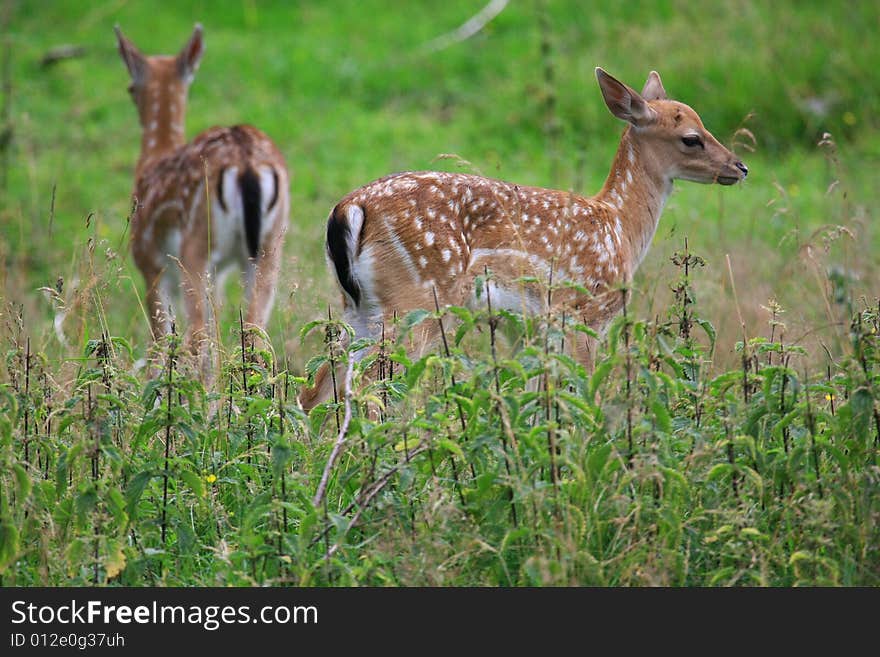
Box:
left=239, top=167, right=262, bottom=259
left=216, top=168, right=228, bottom=212
left=266, top=168, right=280, bottom=213
left=326, top=204, right=361, bottom=306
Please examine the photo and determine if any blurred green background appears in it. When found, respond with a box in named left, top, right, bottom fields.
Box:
left=1, top=0, right=877, bottom=370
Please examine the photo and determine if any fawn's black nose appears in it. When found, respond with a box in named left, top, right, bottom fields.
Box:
left=735, top=161, right=748, bottom=178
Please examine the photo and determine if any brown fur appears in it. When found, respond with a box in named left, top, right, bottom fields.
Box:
left=116, top=25, right=290, bottom=376
left=300, top=69, right=747, bottom=410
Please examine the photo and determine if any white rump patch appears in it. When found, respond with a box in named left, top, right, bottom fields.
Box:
left=352, top=244, right=379, bottom=312
left=257, top=165, right=281, bottom=240
left=346, top=205, right=365, bottom=259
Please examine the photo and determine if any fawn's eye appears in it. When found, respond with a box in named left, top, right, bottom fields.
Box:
left=681, top=135, right=703, bottom=148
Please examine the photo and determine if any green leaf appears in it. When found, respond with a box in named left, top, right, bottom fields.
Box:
left=271, top=440, right=293, bottom=476
left=400, top=309, right=433, bottom=335
left=651, top=400, right=672, bottom=434
left=0, top=519, right=19, bottom=574
left=587, top=443, right=612, bottom=480
left=105, top=487, right=128, bottom=527
left=179, top=468, right=205, bottom=498
left=308, top=402, right=332, bottom=437
left=125, top=471, right=155, bottom=520
left=298, top=319, right=327, bottom=340
left=695, top=319, right=717, bottom=353
left=304, top=354, right=328, bottom=380
left=13, top=463, right=31, bottom=501
left=64, top=538, right=86, bottom=575
left=850, top=387, right=874, bottom=444
left=405, top=356, right=429, bottom=388
left=75, top=484, right=98, bottom=522
left=589, top=360, right=615, bottom=399
left=437, top=438, right=464, bottom=459
left=104, top=537, right=127, bottom=579
left=707, top=463, right=734, bottom=482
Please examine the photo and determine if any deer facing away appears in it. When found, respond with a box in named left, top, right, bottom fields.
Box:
left=116, top=24, right=290, bottom=374
left=299, top=68, right=747, bottom=410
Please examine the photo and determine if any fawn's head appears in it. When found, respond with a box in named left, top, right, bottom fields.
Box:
left=596, top=68, right=748, bottom=187
left=115, top=24, right=204, bottom=137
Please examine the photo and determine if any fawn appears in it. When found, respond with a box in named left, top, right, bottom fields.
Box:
left=116, top=24, right=290, bottom=375
left=300, top=68, right=747, bottom=410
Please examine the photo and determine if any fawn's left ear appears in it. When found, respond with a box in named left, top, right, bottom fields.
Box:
left=115, top=25, right=147, bottom=86
left=176, top=23, right=204, bottom=84
left=641, top=71, right=667, bottom=101
left=595, top=67, right=657, bottom=128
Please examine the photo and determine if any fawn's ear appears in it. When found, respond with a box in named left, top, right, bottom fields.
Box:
left=595, top=67, right=657, bottom=127
left=115, top=25, right=147, bottom=86
left=176, top=23, right=204, bottom=84
left=641, top=70, right=667, bottom=101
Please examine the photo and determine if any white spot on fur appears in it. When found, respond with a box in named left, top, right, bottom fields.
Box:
left=442, top=249, right=451, bottom=262
left=604, top=234, right=615, bottom=254
left=425, top=231, right=435, bottom=246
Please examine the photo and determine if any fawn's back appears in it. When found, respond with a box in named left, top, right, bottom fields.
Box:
left=117, top=23, right=290, bottom=360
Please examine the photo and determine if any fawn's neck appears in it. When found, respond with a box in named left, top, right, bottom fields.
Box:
left=134, top=87, right=188, bottom=181
left=595, top=127, right=672, bottom=278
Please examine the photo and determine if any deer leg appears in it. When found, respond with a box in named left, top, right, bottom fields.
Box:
left=142, top=266, right=172, bottom=343
left=179, top=237, right=213, bottom=381
left=244, top=220, right=285, bottom=339
left=134, top=261, right=176, bottom=375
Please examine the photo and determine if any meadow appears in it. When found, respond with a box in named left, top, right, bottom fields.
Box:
left=0, top=0, right=878, bottom=585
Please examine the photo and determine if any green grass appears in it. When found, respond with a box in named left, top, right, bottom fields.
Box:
left=0, top=0, right=878, bottom=586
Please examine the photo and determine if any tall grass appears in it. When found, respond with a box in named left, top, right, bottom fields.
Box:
left=0, top=1, right=878, bottom=586
left=1, top=225, right=877, bottom=585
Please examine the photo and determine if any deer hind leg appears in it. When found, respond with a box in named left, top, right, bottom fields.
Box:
left=179, top=233, right=214, bottom=383
left=573, top=328, right=599, bottom=371
left=243, top=210, right=286, bottom=344
left=143, top=265, right=173, bottom=343
left=134, top=258, right=176, bottom=375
